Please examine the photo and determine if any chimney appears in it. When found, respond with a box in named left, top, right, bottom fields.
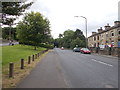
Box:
left=98, top=27, right=103, bottom=33
left=114, top=21, right=120, bottom=26
left=92, top=32, right=96, bottom=35
left=104, top=23, right=110, bottom=30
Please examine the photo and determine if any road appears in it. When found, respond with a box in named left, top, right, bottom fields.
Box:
left=17, top=48, right=118, bottom=88
left=0, top=42, right=19, bottom=46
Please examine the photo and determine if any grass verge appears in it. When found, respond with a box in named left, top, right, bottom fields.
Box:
left=2, top=44, right=48, bottom=88
left=2, top=44, right=46, bottom=67
left=2, top=52, right=48, bottom=88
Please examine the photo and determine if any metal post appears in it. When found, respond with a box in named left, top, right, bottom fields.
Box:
left=85, top=18, right=88, bottom=48
left=74, top=16, right=88, bottom=48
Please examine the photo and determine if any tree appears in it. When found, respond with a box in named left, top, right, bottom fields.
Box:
left=73, top=29, right=85, bottom=40
left=56, top=29, right=86, bottom=48
left=59, top=34, right=63, bottom=38
left=63, top=30, right=74, bottom=48
left=2, top=27, right=17, bottom=40
left=17, top=12, right=51, bottom=50
left=2, top=1, right=33, bottom=26
left=70, top=37, right=86, bottom=49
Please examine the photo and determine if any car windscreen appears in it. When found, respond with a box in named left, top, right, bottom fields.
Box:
left=83, top=48, right=89, bottom=51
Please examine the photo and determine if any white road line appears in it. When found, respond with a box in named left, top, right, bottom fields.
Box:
left=91, top=59, right=113, bottom=67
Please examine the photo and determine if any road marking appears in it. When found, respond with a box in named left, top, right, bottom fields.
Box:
left=91, top=59, right=113, bottom=67
left=105, top=84, right=114, bottom=88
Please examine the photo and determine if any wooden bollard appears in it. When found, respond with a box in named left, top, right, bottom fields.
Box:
left=28, top=56, right=31, bottom=64
left=36, top=54, right=37, bottom=59
left=21, top=58, right=24, bottom=69
left=43, top=50, right=45, bottom=53
left=9, top=62, right=14, bottom=78
left=34, top=54, right=36, bottom=59
left=32, top=55, right=34, bottom=61
left=38, top=53, right=39, bottom=57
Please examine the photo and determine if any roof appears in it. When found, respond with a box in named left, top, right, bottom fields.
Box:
left=88, top=25, right=120, bottom=38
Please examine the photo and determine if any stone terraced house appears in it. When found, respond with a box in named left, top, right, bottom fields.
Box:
left=88, top=21, right=120, bottom=48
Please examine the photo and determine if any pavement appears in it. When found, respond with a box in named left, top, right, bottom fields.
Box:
left=17, top=48, right=118, bottom=88
left=17, top=49, right=68, bottom=88
left=0, top=42, right=19, bottom=46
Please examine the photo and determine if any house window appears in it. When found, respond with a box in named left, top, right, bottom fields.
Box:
left=97, top=36, right=99, bottom=40
left=94, top=36, right=96, bottom=41
left=111, top=31, right=114, bottom=36
left=118, top=30, right=120, bottom=36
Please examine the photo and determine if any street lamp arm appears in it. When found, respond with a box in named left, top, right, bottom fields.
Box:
left=74, top=15, right=88, bottom=48
left=74, top=16, right=79, bottom=17
left=74, top=16, right=87, bottom=19
left=80, top=16, right=87, bottom=20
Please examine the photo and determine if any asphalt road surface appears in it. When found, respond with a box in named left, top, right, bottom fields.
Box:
left=17, top=48, right=118, bottom=88
left=0, top=42, right=19, bottom=46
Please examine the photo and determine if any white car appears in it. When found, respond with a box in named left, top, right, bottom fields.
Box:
left=61, top=47, right=64, bottom=50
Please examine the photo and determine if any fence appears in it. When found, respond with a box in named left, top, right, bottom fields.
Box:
left=89, top=47, right=120, bottom=57
left=8, top=49, right=48, bottom=78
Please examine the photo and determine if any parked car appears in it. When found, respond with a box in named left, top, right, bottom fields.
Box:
left=80, top=48, right=91, bottom=54
left=73, top=47, right=80, bottom=52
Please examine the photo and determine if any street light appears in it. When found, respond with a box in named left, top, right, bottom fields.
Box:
left=74, top=16, right=88, bottom=48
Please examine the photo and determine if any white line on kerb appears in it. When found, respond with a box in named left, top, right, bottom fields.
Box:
left=91, top=59, right=113, bottom=67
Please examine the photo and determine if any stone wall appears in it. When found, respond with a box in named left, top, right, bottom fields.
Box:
left=89, top=47, right=120, bottom=57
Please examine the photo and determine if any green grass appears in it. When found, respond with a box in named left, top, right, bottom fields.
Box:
left=2, top=44, right=46, bottom=67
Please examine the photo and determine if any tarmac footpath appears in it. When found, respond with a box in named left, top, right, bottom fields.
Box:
left=17, top=50, right=68, bottom=88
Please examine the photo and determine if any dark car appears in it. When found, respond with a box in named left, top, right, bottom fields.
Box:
left=80, top=48, right=91, bottom=54
left=73, top=47, right=80, bottom=52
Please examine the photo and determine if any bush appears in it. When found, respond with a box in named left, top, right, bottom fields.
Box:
left=39, top=43, right=54, bottom=49
left=19, top=42, right=54, bottom=49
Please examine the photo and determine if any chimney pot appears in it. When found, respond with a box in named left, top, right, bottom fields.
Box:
left=114, top=21, right=120, bottom=26
left=98, top=27, right=103, bottom=32
left=92, top=32, right=96, bottom=35
left=104, top=23, right=110, bottom=30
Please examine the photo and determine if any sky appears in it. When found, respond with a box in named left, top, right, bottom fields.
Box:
left=24, top=0, right=119, bottom=38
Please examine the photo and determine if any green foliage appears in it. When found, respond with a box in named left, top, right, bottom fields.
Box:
left=73, top=29, right=86, bottom=40
left=2, top=27, right=17, bottom=40
left=39, top=43, right=54, bottom=49
left=62, top=30, right=74, bottom=48
left=17, top=12, right=51, bottom=50
left=56, top=29, right=86, bottom=48
left=2, top=2, right=33, bottom=25
left=70, top=37, right=86, bottom=49
left=59, top=34, right=63, bottom=38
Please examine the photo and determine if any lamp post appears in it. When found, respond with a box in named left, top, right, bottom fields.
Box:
left=74, top=16, right=88, bottom=48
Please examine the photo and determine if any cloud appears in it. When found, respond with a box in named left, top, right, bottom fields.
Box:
left=24, top=0, right=119, bottom=38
